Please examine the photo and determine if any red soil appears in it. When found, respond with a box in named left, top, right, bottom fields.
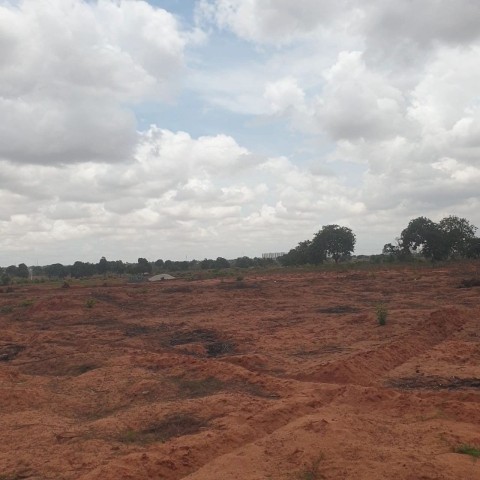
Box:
left=1, top=263, right=480, bottom=479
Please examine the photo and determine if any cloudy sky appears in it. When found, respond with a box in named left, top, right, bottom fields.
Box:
left=1, top=0, right=480, bottom=265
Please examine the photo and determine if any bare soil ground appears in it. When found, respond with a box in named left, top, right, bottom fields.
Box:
left=1, top=262, right=480, bottom=480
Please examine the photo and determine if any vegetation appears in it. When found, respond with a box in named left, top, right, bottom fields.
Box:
left=85, top=298, right=96, bottom=308
left=455, top=444, right=480, bottom=458
left=280, top=224, right=356, bottom=266
left=384, top=215, right=478, bottom=262
left=0, top=214, right=478, bottom=279
left=375, top=303, right=388, bottom=326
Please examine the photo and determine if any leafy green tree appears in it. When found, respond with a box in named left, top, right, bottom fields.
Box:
left=235, top=256, right=255, bottom=268
left=17, top=263, right=29, bottom=278
left=279, top=240, right=313, bottom=266
left=110, top=260, right=125, bottom=274
left=214, top=257, right=230, bottom=269
left=200, top=258, right=216, bottom=270
left=71, top=261, right=96, bottom=278
left=438, top=215, right=477, bottom=257
left=136, top=258, right=152, bottom=274
left=382, top=241, right=412, bottom=262
left=6, top=265, right=18, bottom=276
left=44, top=263, right=67, bottom=278
left=97, top=257, right=108, bottom=276
left=311, top=225, right=356, bottom=263
left=466, top=238, right=480, bottom=258
left=400, top=216, right=477, bottom=261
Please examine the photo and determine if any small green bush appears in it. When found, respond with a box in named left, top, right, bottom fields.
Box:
left=455, top=444, right=480, bottom=458
left=376, top=303, right=388, bottom=326
left=85, top=298, right=96, bottom=308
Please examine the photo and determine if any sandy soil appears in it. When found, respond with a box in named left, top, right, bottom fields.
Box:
left=1, top=262, right=480, bottom=480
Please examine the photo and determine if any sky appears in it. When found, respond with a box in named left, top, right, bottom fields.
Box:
left=1, top=0, right=480, bottom=266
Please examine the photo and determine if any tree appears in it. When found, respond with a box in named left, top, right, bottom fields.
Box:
left=97, top=257, right=108, bottom=276
left=136, top=258, right=152, bottom=274
left=110, top=260, right=125, bottom=274
left=279, top=240, right=313, bottom=266
left=200, top=258, right=216, bottom=270
left=438, top=215, right=477, bottom=257
left=71, top=261, right=96, bottom=278
left=400, top=216, right=478, bottom=261
left=311, top=225, right=356, bottom=263
left=382, top=241, right=411, bottom=262
left=6, top=265, right=18, bottom=277
left=466, top=238, right=480, bottom=258
left=17, top=263, right=29, bottom=278
left=214, top=257, right=230, bottom=269
left=235, top=256, right=255, bottom=268
left=44, top=263, right=67, bottom=278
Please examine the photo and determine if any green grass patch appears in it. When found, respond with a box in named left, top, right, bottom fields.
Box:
left=19, top=299, right=33, bottom=308
left=455, top=444, right=480, bottom=458
left=85, top=298, right=96, bottom=308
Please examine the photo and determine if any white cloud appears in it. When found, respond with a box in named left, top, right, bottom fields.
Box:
left=1, top=1, right=480, bottom=265
left=196, top=0, right=348, bottom=45
left=0, top=0, right=188, bottom=165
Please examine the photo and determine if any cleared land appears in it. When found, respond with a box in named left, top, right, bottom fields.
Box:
left=1, top=262, right=480, bottom=479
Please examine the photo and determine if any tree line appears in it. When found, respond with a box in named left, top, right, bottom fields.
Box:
left=1, top=215, right=479, bottom=282
left=0, top=255, right=277, bottom=283
left=383, top=215, right=480, bottom=262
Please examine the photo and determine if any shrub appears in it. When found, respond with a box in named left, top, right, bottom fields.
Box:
left=455, top=444, right=480, bottom=458
left=376, top=303, right=388, bottom=326
left=85, top=298, right=96, bottom=308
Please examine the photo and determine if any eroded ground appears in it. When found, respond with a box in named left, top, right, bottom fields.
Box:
left=1, top=263, right=480, bottom=479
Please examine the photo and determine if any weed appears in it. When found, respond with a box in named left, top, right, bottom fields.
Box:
left=85, top=298, right=96, bottom=308
left=236, top=275, right=244, bottom=282
left=0, top=305, right=14, bottom=314
left=455, top=444, right=480, bottom=458
left=375, top=303, right=388, bottom=326
left=293, top=456, right=324, bottom=480
left=19, top=299, right=33, bottom=308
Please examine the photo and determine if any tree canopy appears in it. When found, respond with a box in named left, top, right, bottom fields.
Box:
left=312, top=224, right=356, bottom=263
left=399, top=215, right=477, bottom=261
left=280, top=224, right=356, bottom=266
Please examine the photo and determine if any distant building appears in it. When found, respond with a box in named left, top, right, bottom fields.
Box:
left=261, top=252, right=286, bottom=259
